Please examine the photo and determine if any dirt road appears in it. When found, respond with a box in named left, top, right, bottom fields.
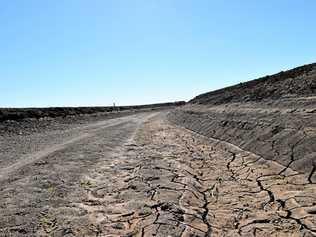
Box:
left=1, top=112, right=316, bottom=236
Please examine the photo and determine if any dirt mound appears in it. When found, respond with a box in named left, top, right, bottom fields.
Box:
left=169, top=63, right=316, bottom=178
left=191, top=63, right=316, bottom=105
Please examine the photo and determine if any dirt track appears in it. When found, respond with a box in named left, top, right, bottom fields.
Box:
left=1, top=112, right=316, bottom=236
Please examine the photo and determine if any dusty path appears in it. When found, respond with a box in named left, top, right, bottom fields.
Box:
left=1, top=112, right=316, bottom=236
left=0, top=112, right=157, bottom=236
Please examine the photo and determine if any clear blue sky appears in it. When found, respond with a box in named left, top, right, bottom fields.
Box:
left=1, top=0, right=315, bottom=107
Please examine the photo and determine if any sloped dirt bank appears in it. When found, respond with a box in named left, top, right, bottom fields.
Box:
left=168, top=98, right=316, bottom=181
left=168, top=63, right=316, bottom=181
left=191, top=63, right=316, bottom=105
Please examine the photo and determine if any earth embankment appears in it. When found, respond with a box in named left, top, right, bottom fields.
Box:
left=168, top=63, right=316, bottom=179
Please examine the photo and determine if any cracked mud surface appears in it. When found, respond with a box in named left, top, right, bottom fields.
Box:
left=1, top=112, right=316, bottom=236
left=85, top=114, right=316, bottom=237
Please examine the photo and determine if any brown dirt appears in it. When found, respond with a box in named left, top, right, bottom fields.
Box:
left=0, top=102, right=185, bottom=122
left=1, top=63, right=316, bottom=236
left=2, top=112, right=315, bottom=236
left=169, top=63, right=316, bottom=180
left=191, top=63, right=316, bottom=105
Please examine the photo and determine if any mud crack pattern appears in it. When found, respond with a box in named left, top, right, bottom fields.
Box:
left=1, top=113, right=316, bottom=236
left=40, top=115, right=316, bottom=237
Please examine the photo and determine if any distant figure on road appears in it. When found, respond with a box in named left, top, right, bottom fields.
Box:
left=113, top=102, right=120, bottom=112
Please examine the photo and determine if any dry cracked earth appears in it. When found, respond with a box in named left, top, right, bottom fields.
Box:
left=1, top=111, right=316, bottom=237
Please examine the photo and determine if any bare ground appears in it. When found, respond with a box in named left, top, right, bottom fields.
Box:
left=1, top=112, right=316, bottom=236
